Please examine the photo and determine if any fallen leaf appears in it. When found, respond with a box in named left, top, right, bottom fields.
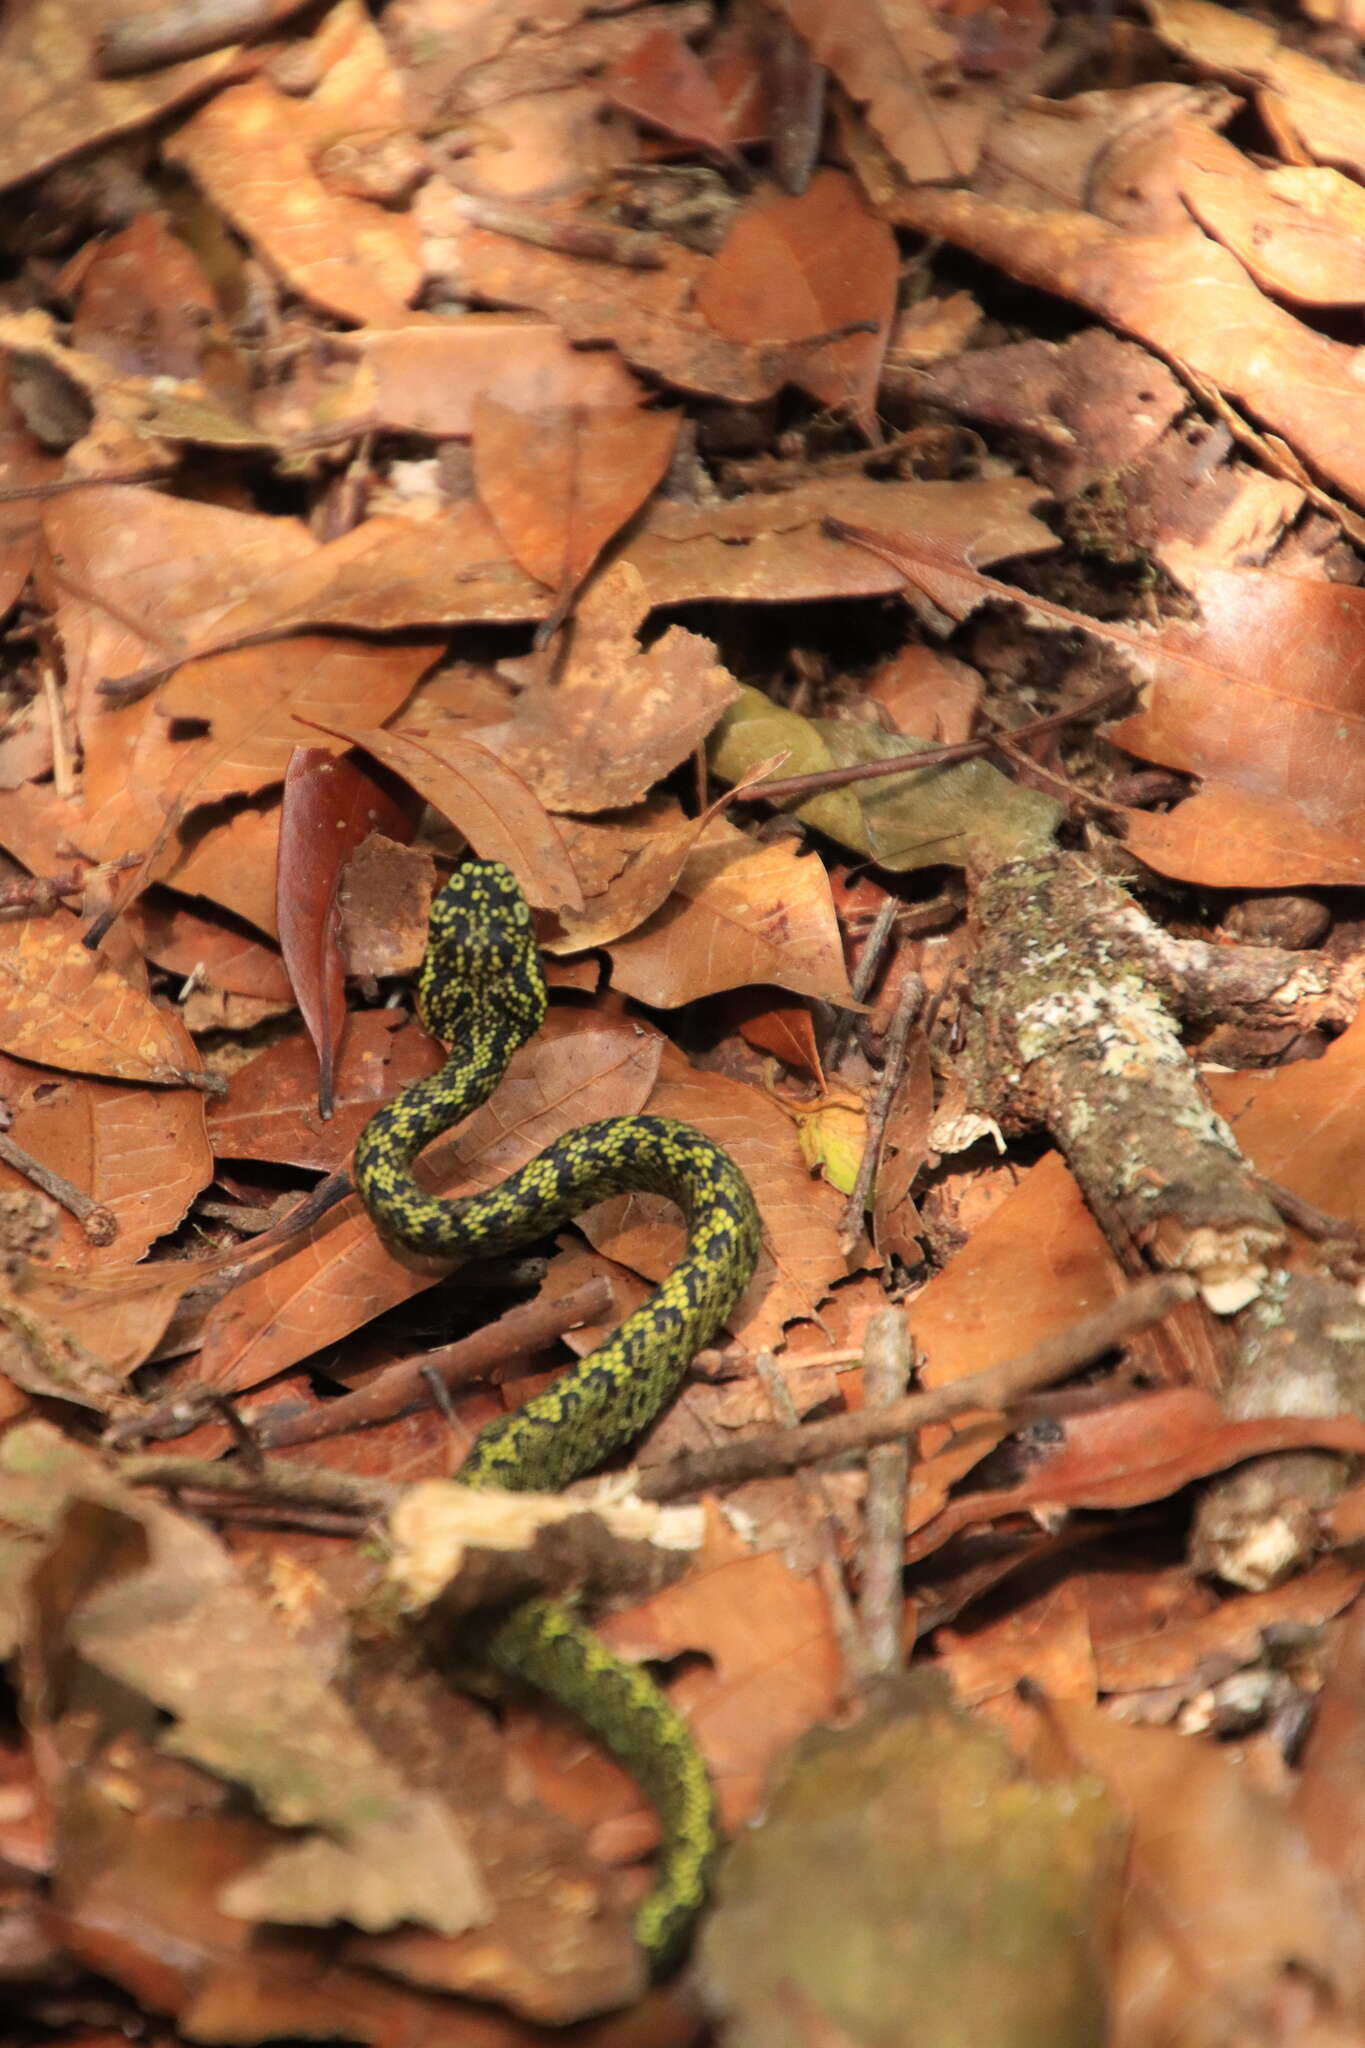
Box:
left=0, top=911, right=205, bottom=1085
left=695, top=170, right=897, bottom=430
left=165, top=73, right=420, bottom=326
left=472, top=395, right=679, bottom=624
left=606, top=819, right=856, bottom=1007
left=208, top=1012, right=443, bottom=1173
left=0, top=1031, right=210, bottom=1266
left=318, top=718, right=583, bottom=911
left=276, top=748, right=414, bottom=1120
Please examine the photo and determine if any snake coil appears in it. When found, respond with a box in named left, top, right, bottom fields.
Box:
left=354, top=859, right=761, bottom=1966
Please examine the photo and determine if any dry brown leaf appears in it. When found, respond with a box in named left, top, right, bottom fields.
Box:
left=1207, top=1002, right=1365, bottom=1225
left=887, top=183, right=1365, bottom=512
left=601, top=1515, right=843, bottom=1832
left=1094, top=1560, right=1363, bottom=1694
left=164, top=64, right=420, bottom=326
left=0, top=369, right=59, bottom=619
left=472, top=396, right=679, bottom=617
left=469, top=560, right=739, bottom=813
left=1174, top=119, right=1365, bottom=307
left=125, top=894, right=292, bottom=1002
left=1146, top=0, right=1365, bottom=177
left=0, top=1033, right=210, bottom=1267
left=1122, top=783, right=1365, bottom=888
left=208, top=1013, right=442, bottom=1174
left=625, top=473, right=1056, bottom=608
left=694, top=170, right=896, bottom=430
left=429, top=189, right=829, bottom=405
left=73, top=622, right=433, bottom=895
left=0, top=1, right=250, bottom=195
left=545, top=797, right=718, bottom=952
left=171, top=797, right=282, bottom=936
left=913, top=1152, right=1127, bottom=1388
left=317, top=718, right=583, bottom=911
left=774, top=0, right=988, bottom=182
left=1107, top=566, right=1365, bottom=885
left=1050, top=1696, right=1364, bottom=2046
left=0, top=911, right=204, bottom=1085
left=606, top=820, right=856, bottom=1007
left=0, top=1257, right=197, bottom=1408
left=332, top=318, right=647, bottom=436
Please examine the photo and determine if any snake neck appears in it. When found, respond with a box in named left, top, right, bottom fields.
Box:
left=352, top=1018, right=524, bottom=1230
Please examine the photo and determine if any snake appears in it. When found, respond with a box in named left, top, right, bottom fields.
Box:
left=352, top=858, right=762, bottom=1967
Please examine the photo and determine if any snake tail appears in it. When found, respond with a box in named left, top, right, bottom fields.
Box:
left=353, top=859, right=761, bottom=1967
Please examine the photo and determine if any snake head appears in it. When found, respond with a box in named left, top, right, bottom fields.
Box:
left=417, top=860, right=548, bottom=1048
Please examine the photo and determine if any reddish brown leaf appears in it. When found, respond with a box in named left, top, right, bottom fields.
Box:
left=694, top=170, right=897, bottom=430
left=277, top=749, right=414, bottom=1121
left=472, top=396, right=679, bottom=627
left=0, top=1031, right=211, bottom=1266
left=313, top=720, right=583, bottom=912
left=208, top=1013, right=442, bottom=1173
left=125, top=893, right=292, bottom=1002
left=601, top=27, right=739, bottom=158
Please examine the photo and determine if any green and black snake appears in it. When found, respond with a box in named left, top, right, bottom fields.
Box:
left=353, top=859, right=761, bottom=1967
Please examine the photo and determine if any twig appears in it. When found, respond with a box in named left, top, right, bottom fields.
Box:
left=825, top=891, right=899, bottom=1070
left=452, top=193, right=667, bottom=270
left=730, top=679, right=1129, bottom=806
left=857, top=1309, right=914, bottom=1676
left=95, top=0, right=296, bottom=72
left=40, top=665, right=75, bottom=801
left=840, top=970, right=924, bottom=1252
left=0, top=851, right=140, bottom=915
left=756, top=1352, right=865, bottom=1699
left=637, top=1273, right=1198, bottom=1500
left=1254, top=1175, right=1365, bottom=1248
left=118, top=1451, right=396, bottom=1516
left=0, top=467, right=173, bottom=504
left=0, top=1132, right=117, bottom=1244
left=255, top=1276, right=615, bottom=1449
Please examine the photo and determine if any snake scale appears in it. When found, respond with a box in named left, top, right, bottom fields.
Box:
left=353, top=859, right=762, bottom=1967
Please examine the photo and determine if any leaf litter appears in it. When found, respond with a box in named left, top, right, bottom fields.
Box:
left=1, top=1, right=1365, bottom=2042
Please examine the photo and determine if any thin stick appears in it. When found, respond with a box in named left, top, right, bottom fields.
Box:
left=256, top=1276, right=614, bottom=1449
left=119, top=1451, right=396, bottom=1515
left=0, top=1132, right=117, bottom=1244
left=825, top=891, right=899, bottom=1069
left=840, top=970, right=924, bottom=1252
left=857, top=1309, right=914, bottom=1675
left=638, top=1273, right=1198, bottom=1500
left=732, top=680, right=1129, bottom=806
left=756, top=1352, right=865, bottom=1697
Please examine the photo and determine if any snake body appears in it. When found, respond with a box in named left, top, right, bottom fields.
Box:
left=353, top=859, right=761, bottom=1965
